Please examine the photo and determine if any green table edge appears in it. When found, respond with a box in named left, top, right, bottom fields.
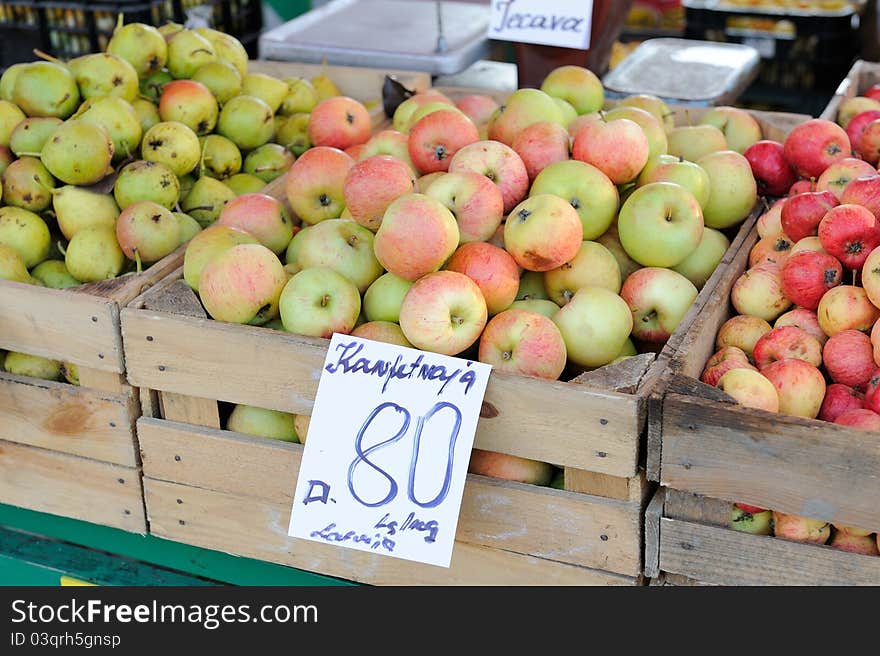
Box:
left=0, top=504, right=353, bottom=587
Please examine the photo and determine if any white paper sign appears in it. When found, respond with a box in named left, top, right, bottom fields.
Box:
left=288, top=334, right=492, bottom=568
left=488, top=0, right=593, bottom=50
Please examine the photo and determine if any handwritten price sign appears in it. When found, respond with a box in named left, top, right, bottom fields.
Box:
left=288, top=334, right=491, bottom=568
left=488, top=0, right=594, bottom=50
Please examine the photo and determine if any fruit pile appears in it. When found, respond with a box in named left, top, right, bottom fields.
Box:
left=186, top=66, right=763, bottom=485
left=0, top=19, right=363, bottom=383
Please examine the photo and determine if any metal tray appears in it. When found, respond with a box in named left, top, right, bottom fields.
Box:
left=602, top=38, right=761, bottom=105
left=258, top=0, right=491, bottom=76
left=682, top=0, right=865, bottom=18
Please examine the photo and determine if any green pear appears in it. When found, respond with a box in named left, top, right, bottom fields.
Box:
left=4, top=351, right=61, bottom=381
left=53, top=185, right=120, bottom=240
left=30, top=259, right=79, bottom=288
left=226, top=404, right=299, bottom=442
left=0, top=206, right=50, bottom=267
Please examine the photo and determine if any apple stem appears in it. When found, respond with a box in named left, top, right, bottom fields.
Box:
left=598, top=110, right=606, bottom=123
left=134, top=250, right=143, bottom=275
left=56, top=241, right=66, bottom=256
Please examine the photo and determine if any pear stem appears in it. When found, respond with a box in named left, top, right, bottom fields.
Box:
left=33, top=49, right=66, bottom=66
left=57, top=241, right=67, bottom=256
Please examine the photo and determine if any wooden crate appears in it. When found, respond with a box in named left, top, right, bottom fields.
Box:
left=120, top=152, right=769, bottom=587
left=646, top=488, right=880, bottom=586
left=820, top=59, right=880, bottom=122
left=0, top=249, right=183, bottom=533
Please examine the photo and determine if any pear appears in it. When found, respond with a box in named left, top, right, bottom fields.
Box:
left=174, top=212, right=202, bottom=245
left=0, top=243, right=32, bottom=283
left=178, top=173, right=196, bottom=202
left=217, top=95, right=274, bottom=151
left=181, top=177, right=235, bottom=227
left=4, top=351, right=61, bottom=381
left=141, top=121, right=200, bottom=177
left=0, top=100, right=26, bottom=146
left=68, top=52, right=139, bottom=102
left=166, top=30, right=216, bottom=80
left=0, top=145, right=12, bottom=179
left=30, top=259, right=79, bottom=288
left=132, top=98, right=160, bottom=134
left=311, top=63, right=342, bottom=101
left=9, top=117, right=62, bottom=156
left=199, top=134, right=242, bottom=180
left=1, top=158, right=55, bottom=213
left=139, top=69, right=172, bottom=103
left=0, top=206, right=50, bottom=267
left=224, top=173, right=266, bottom=196
left=243, top=143, right=295, bottom=183
left=60, top=361, right=79, bottom=385
left=195, top=28, right=247, bottom=77
left=192, top=60, right=241, bottom=105
left=227, top=404, right=299, bottom=442
left=275, top=113, right=311, bottom=156
left=106, top=19, right=167, bottom=78
left=73, top=96, right=142, bottom=161
left=0, top=63, right=26, bottom=102
left=12, top=62, right=80, bottom=118
left=53, top=185, right=119, bottom=240
left=41, top=120, right=114, bottom=186
left=65, top=225, right=124, bottom=282
left=116, top=201, right=180, bottom=265
left=280, top=78, right=318, bottom=115
left=114, top=160, right=179, bottom=210
left=241, top=73, right=288, bottom=113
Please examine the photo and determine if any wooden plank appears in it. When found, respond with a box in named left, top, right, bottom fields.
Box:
left=660, top=518, right=880, bottom=586
left=137, top=418, right=643, bottom=575
left=77, top=367, right=128, bottom=395
left=820, top=60, right=880, bottom=121
left=158, top=393, right=221, bottom=429
left=144, top=478, right=638, bottom=586
left=0, top=373, right=138, bottom=466
left=663, top=488, right=731, bottom=528
left=563, top=469, right=649, bottom=504
left=139, top=387, right=159, bottom=420
left=0, top=281, right=122, bottom=372
left=662, top=393, right=880, bottom=533
left=644, top=487, right=665, bottom=580
left=0, top=440, right=145, bottom=533
left=123, top=310, right=643, bottom=476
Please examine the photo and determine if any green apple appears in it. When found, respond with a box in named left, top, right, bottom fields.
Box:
left=539, top=65, right=603, bottom=115
left=730, top=506, right=772, bottom=535
left=699, top=106, right=762, bottom=154
left=488, top=88, right=564, bottom=146
left=602, top=106, right=668, bottom=161
left=552, top=97, right=578, bottom=128
left=618, top=93, right=674, bottom=131
left=552, top=287, right=633, bottom=368
left=508, top=298, right=560, bottom=318
left=227, top=404, right=299, bottom=442
left=516, top=270, right=550, bottom=301
left=363, top=272, right=413, bottom=323
left=543, top=240, right=621, bottom=305
left=183, top=224, right=259, bottom=291
left=667, top=124, right=727, bottom=162
left=697, top=150, right=758, bottom=229
left=279, top=267, right=361, bottom=338
left=597, top=224, right=641, bottom=281
left=638, top=154, right=711, bottom=209
left=530, top=160, right=619, bottom=240
left=617, top=182, right=704, bottom=267
left=672, top=227, right=730, bottom=289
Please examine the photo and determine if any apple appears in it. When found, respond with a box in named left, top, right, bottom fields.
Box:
left=350, top=321, right=413, bottom=347
left=841, top=175, right=880, bottom=221
left=227, top=405, right=298, bottom=442
left=445, top=242, right=519, bottom=315
left=873, top=318, right=880, bottom=364
left=863, top=368, right=880, bottom=413
left=637, top=155, right=710, bottom=209
left=700, top=346, right=756, bottom=387
left=818, top=204, right=880, bottom=270
left=552, top=287, right=633, bottom=368
left=602, top=106, right=668, bottom=161
left=398, top=270, right=487, bottom=356
left=757, top=198, right=786, bottom=238
left=182, top=224, right=259, bottom=291
left=749, top=234, right=793, bottom=268
left=468, top=448, right=554, bottom=485
left=454, top=94, right=500, bottom=127
left=819, top=383, right=865, bottom=422
left=488, top=88, right=563, bottom=146
left=508, top=298, right=560, bottom=318
left=567, top=113, right=600, bottom=139
left=835, top=408, right=880, bottom=432
left=816, top=157, right=877, bottom=200
left=857, top=118, right=880, bottom=165
left=362, top=272, right=412, bottom=324
left=697, top=150, right=758, bottom=230
left=699, top=106, right=762, bottom=154
left=414, top=171, right=445, bottom=194
left=448, top=140, right=529, bottom=213
left=342, top=154, right=414, bottom=232
left=829, top=529, right=880, bottom=554
left=279, top=266, right=361, bottom=338
left=716, top=315, right=772, bottom=360
left=285, top=146, right=354, bottom=225
left=285, top=219, right=382, bottom=294
left=544, top=240, right=621, bottom=304
left=823, top=329, right=875, bottom=388
left=818, top=285, right=880, bottom=336
left=511, top=121, right=570, bottom=180
left=216, top=193, right=293, bottom=255
left=618, top=93, right=674, bottom=131
left=620, top=267, right=698, bottom=343
left=773, top=511, right=831, bottom=544
left=791, top=236, right=827, bottom=255
left=504, top=194, right=583, bottom=272
left=516, top=270, right=549, bottom=301
left=199, top=243, right=288, bottom=325
left=730, top=506, right=773, bottom=535
left=571, top=117, right=649, bottom=185
left=530, top=159, right=619, bottom=240
left=359, top=129, right=417, bottom=174
left=478, top=308, right=567, bottom=379
left=743, top=140, right=798, bottom=198
left=307, top=96, right=371, bottom=150
left=845, top=109, right=880, bottom=157
left=775, top=308, right=828, bottom=346
left=783, top=118, right=851, bottom=179
left=763, top=358, right=826, bottom=418
left=780, top=250, right=843, bottom=310
left=617, top=182, right=703, bottom=267
left=717, top=368, right=779, bottom=412
left=862, top=245, right=880, bottom=309
left=408, top=109, right=480, bottom=174
left=837, top=95, right=880, bottom=128
left=667, top=124, right=727, bottom=162
left=780, top=190, right=839, bottom=242
left=539, top=65, right=603, bottom=115
left=833, top=524, right=873, bottom=537
left=597, top=223, right=641, bottom=280
left=374, top=193, right=458, bottom=281
left=866, top=85, right=880, bottom=101
left=731, top=263, right=792, bottom=322
left=789, top=180, right=815, bottom=195
left=421, top=172, right=503, bottom=244
left=752, top=326, right=823, bottom=370
left=344, top=143, right=365, bottom=160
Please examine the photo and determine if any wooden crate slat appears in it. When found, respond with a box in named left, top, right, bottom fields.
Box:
left=820, top=60, right=880, bottom=121
left=0, top=373, right=138, bottom=466
left=0, top=440, right=145, bottom=533
left=660, top=518, right=880, bottom=586
left=137, top=418, right=643, bottom=575
left=123, top=310, right=643, bottom=476
left=144, top=477, right=639, bottom=586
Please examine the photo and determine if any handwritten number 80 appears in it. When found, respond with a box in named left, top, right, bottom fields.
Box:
left=347, top=401, right=462, bottom=509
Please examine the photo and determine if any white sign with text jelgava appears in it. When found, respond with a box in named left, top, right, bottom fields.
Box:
left=288, top=334, right=492, bottom=568
left=488, top=0, right=593, bottom=50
